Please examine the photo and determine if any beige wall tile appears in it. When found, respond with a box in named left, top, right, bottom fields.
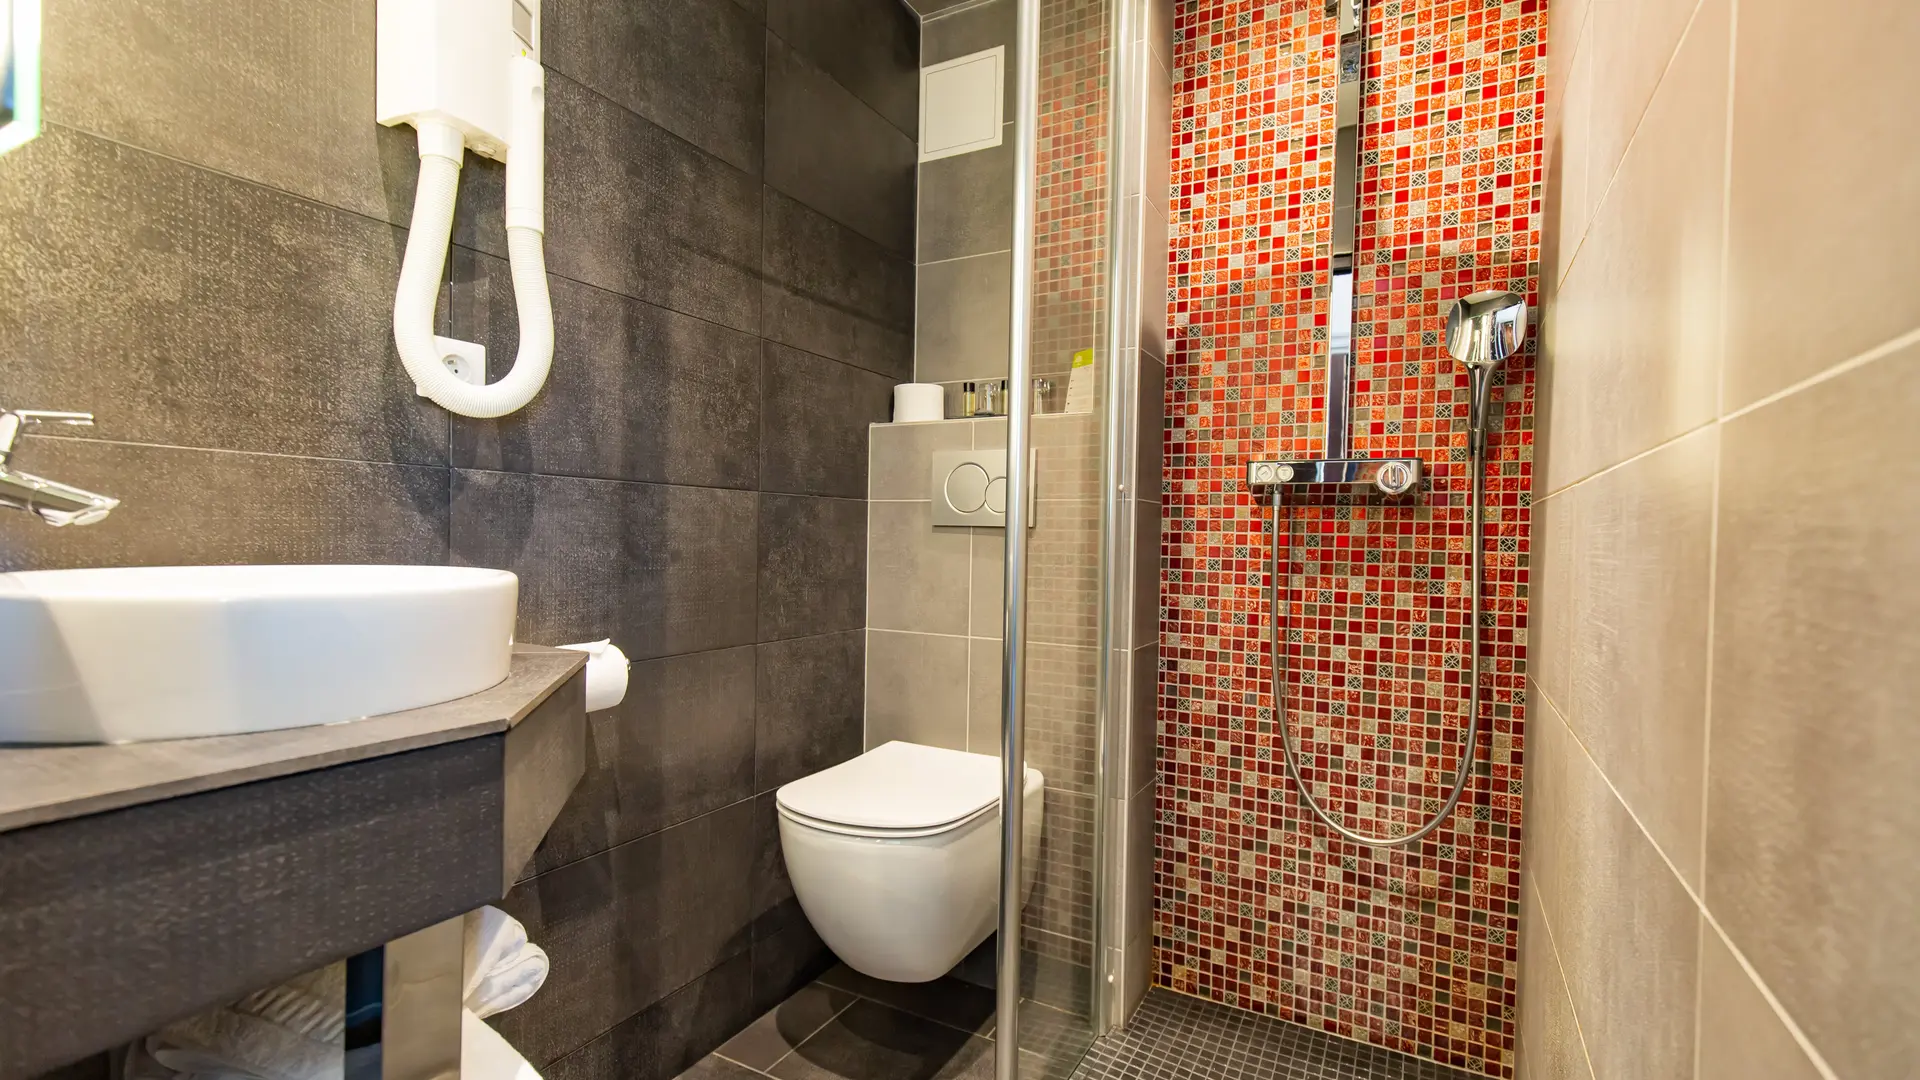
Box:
left=1025, top=642, right=1099, bottom=795
left=1137, top=196, right=1170, bottom=361
left=1542, top=0, right=1728, bottom=491
left=1529, top=492, right=1574, bottom=712
left=868, top=500, right=971, bottom=635
left=1529, top=698, right=1700, bottom=1080
left=1568, top=426, right=1716, bottom=887
left=1705, top=344, right=1920, bottom=1080
left=969, top=527, right=1006, bottom=639
left=1585, top=0, right=1701, bottom=220
left=1549, top=28, right=1594, bottom=290
left=1723, top=0, right=1920, bottom=409
left=866, top=629, right=968, bottom=751
left=966, top=636, right=1003, bottom=755
left=915, top=252, right=1012, bottom=384
left=1696, top=928, right=1825, bottom=1080
left=1027, top=498, right=1101, bottom=648
left=869, top=420, right=972, bottom=500
left=1518, top=874, right=1596, bottom=1080
left=1130, top=641, right=1160, bottom=795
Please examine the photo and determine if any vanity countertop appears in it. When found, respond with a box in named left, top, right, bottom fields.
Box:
left=0, top=643, right=585, bottom=833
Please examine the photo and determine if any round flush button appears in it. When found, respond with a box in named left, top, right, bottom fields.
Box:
left=985, top=476, right=1008, bottom=514
left=946, top=463, right=991, bottom=513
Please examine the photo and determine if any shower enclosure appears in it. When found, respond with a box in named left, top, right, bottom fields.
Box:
left=990, top=0, right=1171, bottom=1076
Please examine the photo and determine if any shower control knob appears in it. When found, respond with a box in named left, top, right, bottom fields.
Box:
left=1375, top=460, right=1415, bottom=496
left=1276, top=464, right=1295, bottom=483
left=1253, top=463, right=1275, bottom=485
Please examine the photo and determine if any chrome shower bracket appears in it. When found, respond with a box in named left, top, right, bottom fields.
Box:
left=1246, top=456, right=1422, bottom=497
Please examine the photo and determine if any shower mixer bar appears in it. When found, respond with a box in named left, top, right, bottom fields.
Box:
left=1246, top=456, right=1421, bottom=496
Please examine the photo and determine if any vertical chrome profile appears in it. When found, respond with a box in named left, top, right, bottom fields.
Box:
left=1324, top=0, right=1366, bottom=457
left=996, top=0, right=1042, bottom=1076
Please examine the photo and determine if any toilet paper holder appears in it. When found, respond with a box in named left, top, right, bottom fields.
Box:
left=930, top=449, right=1036, bottom=528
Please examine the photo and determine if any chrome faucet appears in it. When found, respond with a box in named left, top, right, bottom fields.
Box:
left=0, top=409, right=120, bottom=526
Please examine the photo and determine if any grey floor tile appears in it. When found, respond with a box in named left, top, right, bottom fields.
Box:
left=771, top=999, right=994, bottom=1080
left=676, top=1056, right=769, bottom=1080
left=718, top=982, right=859, bottom=1070
left=817, top=965, right=997, bottom=1037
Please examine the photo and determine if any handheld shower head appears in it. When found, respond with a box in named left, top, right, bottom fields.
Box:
left=1445, top=290, right=1527, bottom=452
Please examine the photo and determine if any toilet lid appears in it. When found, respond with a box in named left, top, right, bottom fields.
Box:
left=776, top=741, right=1008, bottom=832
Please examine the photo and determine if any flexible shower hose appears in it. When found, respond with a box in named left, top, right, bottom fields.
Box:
left=1267, top=443, right=1486, bottom=848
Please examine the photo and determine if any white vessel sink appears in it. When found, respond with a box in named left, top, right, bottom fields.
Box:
left=0, top=565, right=518, bottom=744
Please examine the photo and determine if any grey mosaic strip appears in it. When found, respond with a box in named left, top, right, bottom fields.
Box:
left=1070, top=989, right=1481, bottom=1080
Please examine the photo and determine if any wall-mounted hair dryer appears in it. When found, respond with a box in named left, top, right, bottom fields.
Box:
left=376, top=0, right=552, bottom=419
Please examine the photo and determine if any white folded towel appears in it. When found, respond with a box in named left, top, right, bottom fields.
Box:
left=463, top=907, right=547, bottom=1019
left=136, top=964, right=346, bottom=1080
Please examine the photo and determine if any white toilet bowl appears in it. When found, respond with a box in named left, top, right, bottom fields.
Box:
left=776, top=741, right=1045, bottom=984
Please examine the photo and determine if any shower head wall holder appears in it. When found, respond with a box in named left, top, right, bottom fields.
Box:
left=1246, top=456, right=1423, bottom=496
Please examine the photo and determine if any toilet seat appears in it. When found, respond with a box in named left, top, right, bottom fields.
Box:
left=776, top=740, right=1009, bottom=836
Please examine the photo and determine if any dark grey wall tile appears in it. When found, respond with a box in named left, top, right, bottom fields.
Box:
left=756, top=631, right=865, bottom=791
left=533, top=647, right=759, bottom=876
left=0, top=126, right=445, bottom=465
left=914, top=253, right=1012, bottom=384
left=762, top=189, right=914, bottom=380
left=750, top=791, right=801, bottom=942
left=544, top=0, right=766, bottom=175
left=451, top=253, right=762, bottom=489
left=758, top=495, right=868, bottom=641
left=761, top=344, right=892, bottom=499
left=908, top=0, right=980, bottom=18
left=538, top=947, right=756, bottom=1080
left=750, top=918, right=836, bottom=1017
left=545, top=74, right=761, bottom=333
left=450, top=471, right=758, bottom=658
left=493, top=801, right=757, bottom=1067
left=918, top=138, right=1014, bottom=263
left=765, top=34, right=917, bottom=255
left=42, top=0, right=416, bottom=224
left=922, top=0, right=1018, bottom=114
left=769, top=0, right=920, bottom=136
left=0, top=441, right=448, bottom=572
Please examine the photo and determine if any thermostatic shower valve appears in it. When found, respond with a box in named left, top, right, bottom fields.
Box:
left=1245, top=456, right=1424, bottom=495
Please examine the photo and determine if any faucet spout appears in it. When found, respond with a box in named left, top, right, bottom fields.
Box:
left=0, top=408, right=120, bottom=526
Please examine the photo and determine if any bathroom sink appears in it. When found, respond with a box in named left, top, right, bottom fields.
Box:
left=0, top=565, right=518, bottom=744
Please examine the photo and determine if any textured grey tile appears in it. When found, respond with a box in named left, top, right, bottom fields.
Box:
left=1516, top=876, right=1593, bottom=1080
left=1706, top=345, right=1920, bottom=1080
left=675, top=1056, right=766, bottom=1080
left=1530, top=492, right=1574, bottom=714
left=717, top=981, right=858, bottom=1071
left=1130, top=498, right=1162, bottom=651
left=750, top=791, right=802, bottom=942
left=41, top=0, right=414, bottom=224
left=1724, top=0, right=1920, bottom=408
left=918, top=138, right=1014, bottom=263
left=765, top=33, right=917, bottom=255
left=870, top=420, right=971, bottom=500
left=759, top=494, right=869, bottom=641
left=1134, top=354, right=1166, bottom=497
left=544, top=0, right=765, bottom=174
left=751, top=918, right=838, bottom=1017
left=532, top=647, right=758, bottom=876
left=922, top=0, right=1018, bottom=114
left=867, top=501, right=971, bottom=635
left=762, top=343, right=894, bottom=499
left=909, top=0, right=981, bottom=16
left=544, top=73, right=761, bottom=332
left=769, top=0, right=920, bottom=136
left=494, top=801, right=757, bottom=1067
left=817, top=966, right=997, bottom=1036
left=0, top=441, right=447, bottom=572
left=756, top=631, right=866, bottom=791
left=865, top=630, right=968, bottom=751
left=450, top=471, right=758, bottom=658
left=1129, top=643, right=1159, bottom=794
left=1025, top=643, right=1099, bottom=795
left=969, top=527, right=1005, bottom=640
left=545, top=954, right=756, bottom=1080
left=770, top=999, right=994, bottom=1080
left=0, top=126, right=444, bottom=465
left=762, top=188, right=915, bottom=380
left=915, top=253, right=1012, bottom=385
left=1135, top=197, right=1170, bottom=361
left=1027, top=498, right=1100, bottom=649
left=1695, top=929, right=1822, bottom=1080
left=450, top=253, right=762, bottom=489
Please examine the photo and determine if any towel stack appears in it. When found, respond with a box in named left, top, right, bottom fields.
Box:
left=124, top=907, right=548, bottom=1080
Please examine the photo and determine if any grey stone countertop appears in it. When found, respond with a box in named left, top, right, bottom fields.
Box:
left=0, top=643, right=586, bottom=834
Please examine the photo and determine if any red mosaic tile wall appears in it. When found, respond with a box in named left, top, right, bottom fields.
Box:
left=1153, top=1, right=1544, bottom=1076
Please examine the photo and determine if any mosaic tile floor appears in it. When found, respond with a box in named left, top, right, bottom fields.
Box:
left=1069, top=988, right=1482, bottom=1080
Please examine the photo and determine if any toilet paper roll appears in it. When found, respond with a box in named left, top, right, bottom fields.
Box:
left=557, top=639, right=629, bottom=712
left=892, top=383, right=945, bottom=424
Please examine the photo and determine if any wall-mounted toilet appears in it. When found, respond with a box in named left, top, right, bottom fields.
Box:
left=776, top=741, right=1045, bottom=983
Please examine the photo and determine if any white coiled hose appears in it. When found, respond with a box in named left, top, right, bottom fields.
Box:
left=393, top=57, right=552, bottom=418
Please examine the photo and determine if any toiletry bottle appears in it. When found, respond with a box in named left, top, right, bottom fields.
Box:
left=963, top=382, right=976, bottom=417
